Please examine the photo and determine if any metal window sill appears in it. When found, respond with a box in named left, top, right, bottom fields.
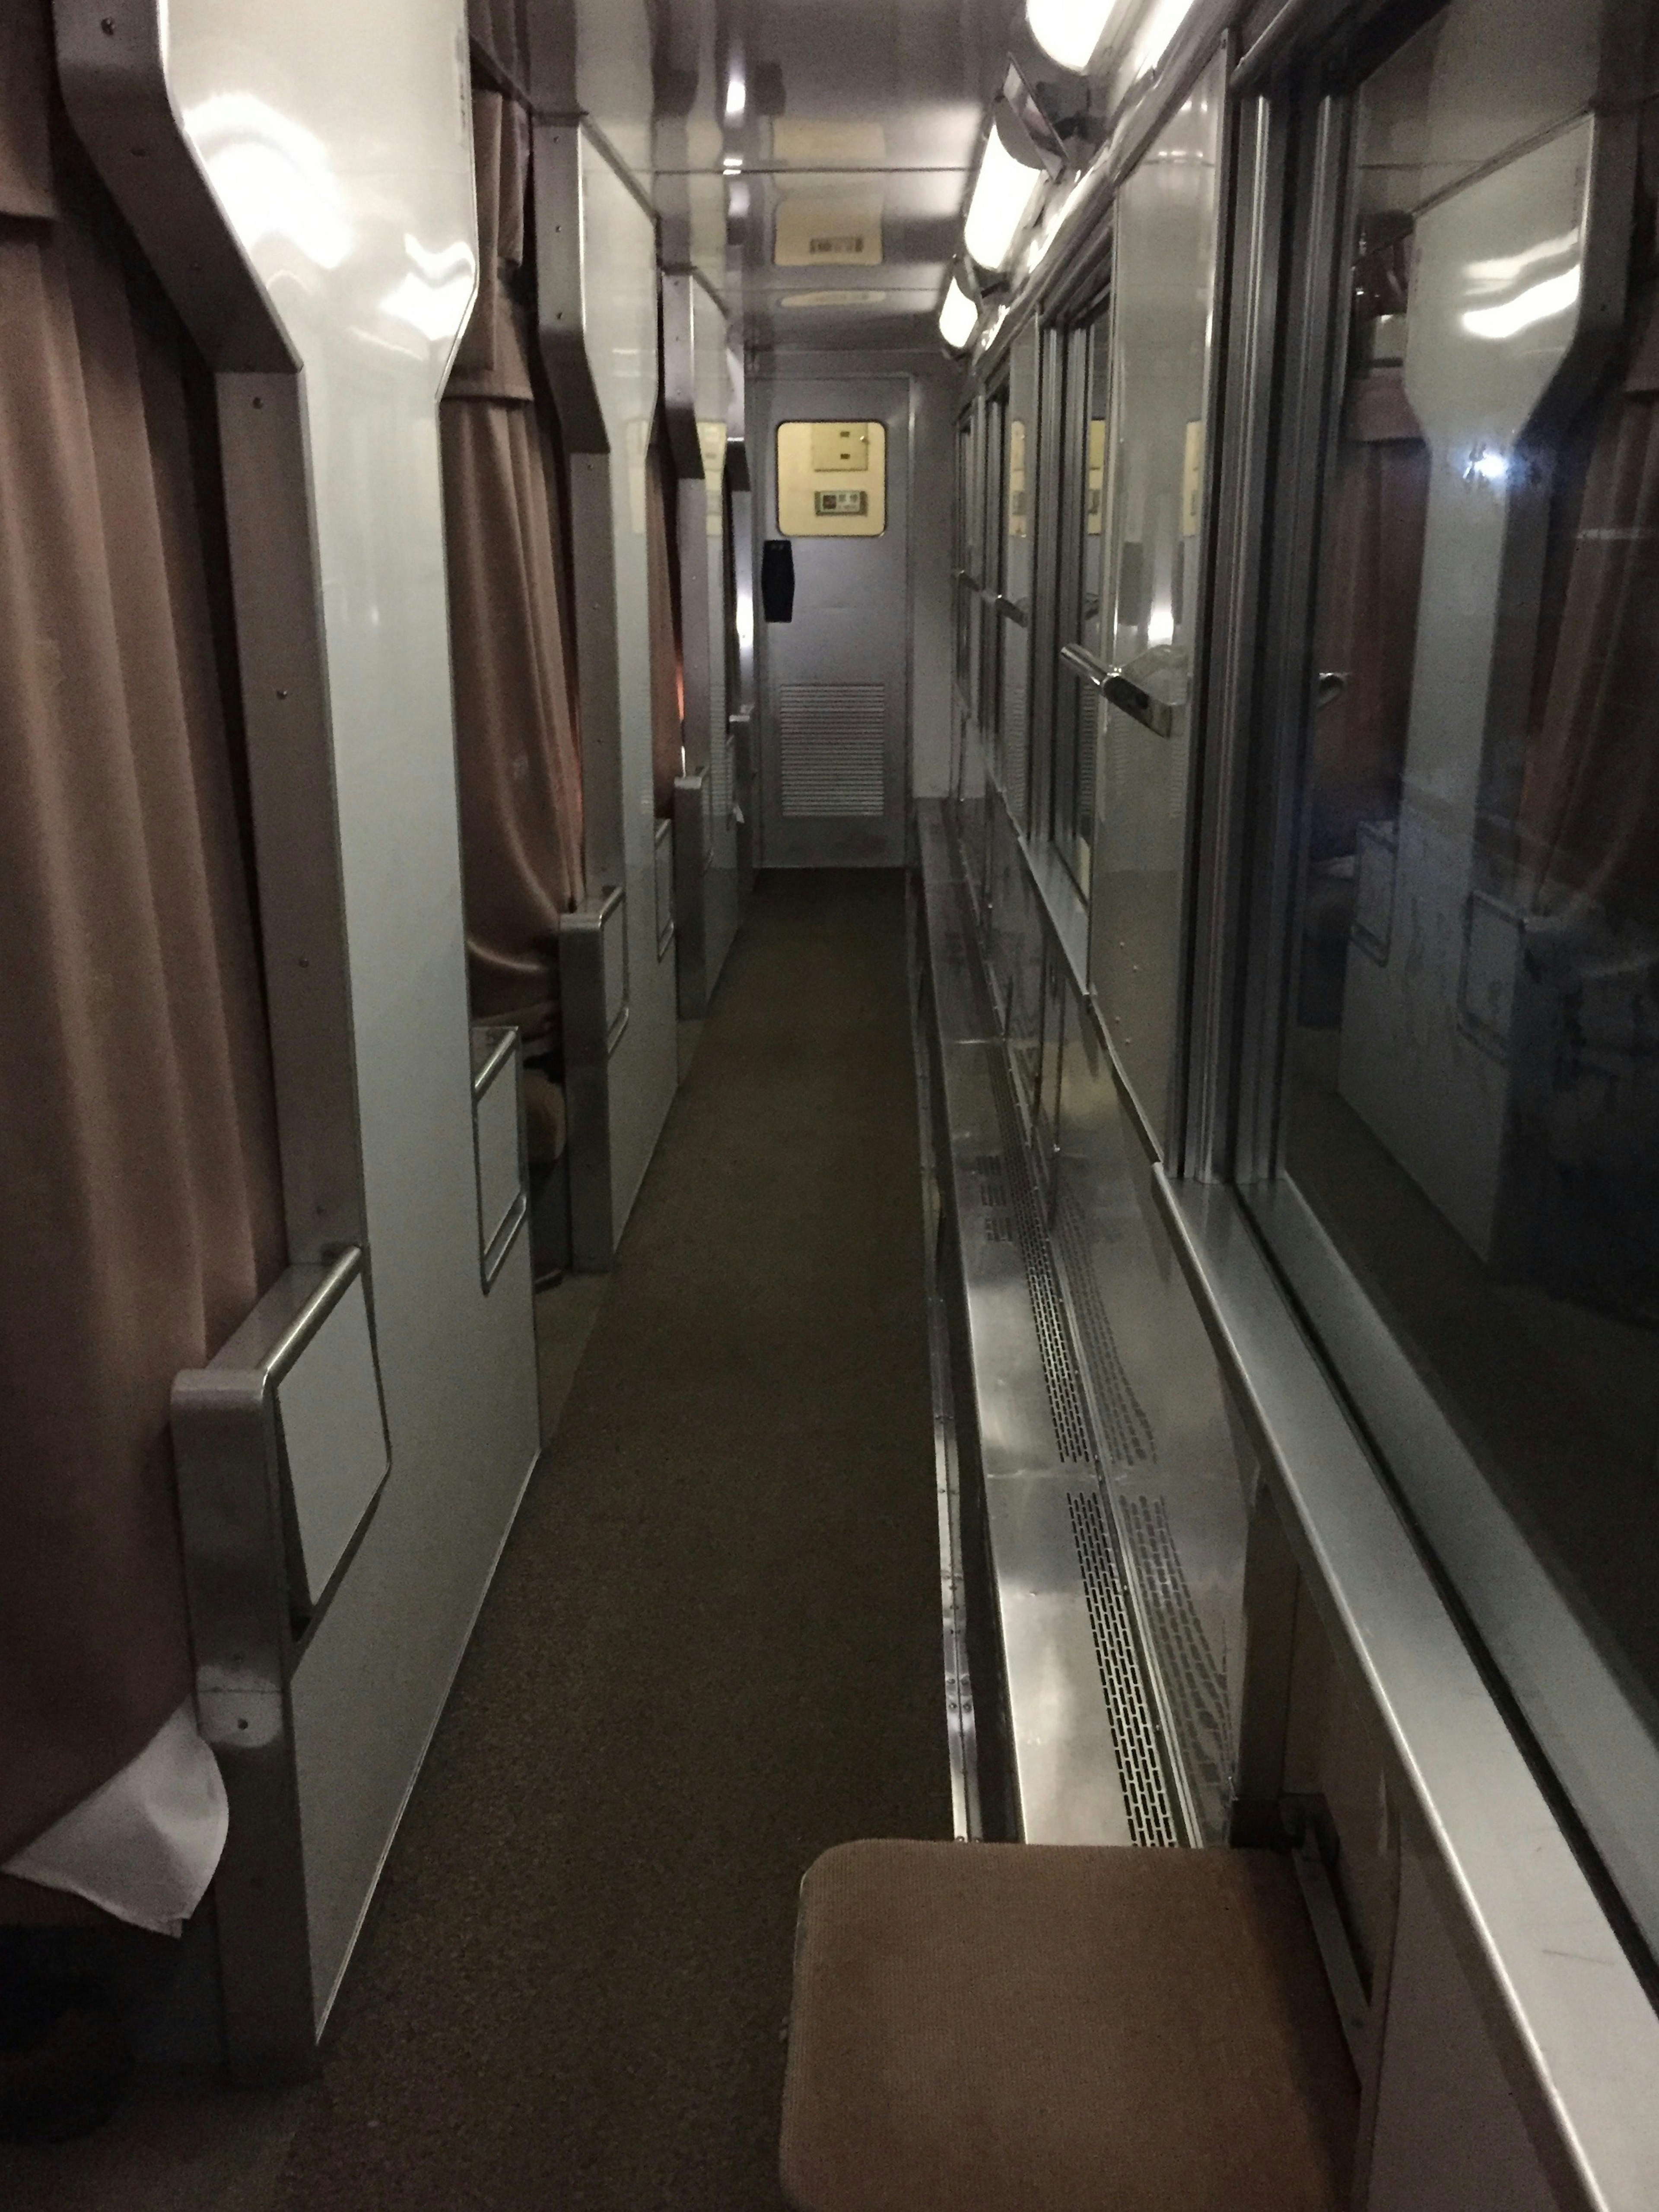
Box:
left=1152, top=1171, right=1659, bottom=2212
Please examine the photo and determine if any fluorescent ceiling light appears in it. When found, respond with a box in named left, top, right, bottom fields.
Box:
left=1461, top=266, right=1580, bottom=340
left=1026, top=0, right=1125, bottom=71
left=939, top=278, right=979, bottom=351
left=963, top=119, right=1046, bottom=273
left=1133, top=0, right=1198, bottom=76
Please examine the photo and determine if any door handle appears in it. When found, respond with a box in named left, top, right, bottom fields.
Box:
left=994, top=594, right=1028, bottom=628
left=1059, top=643, right=1176, bottom=739
left=1316, top=670, right=1348, bottom=708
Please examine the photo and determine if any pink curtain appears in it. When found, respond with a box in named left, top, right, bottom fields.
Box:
left=0, top=22, right=285, bottom=1858
left=442, top=86, right=585, bottom=1058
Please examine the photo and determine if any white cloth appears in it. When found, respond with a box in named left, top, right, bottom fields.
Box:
left=3, top=1702, right=228, bottom=1936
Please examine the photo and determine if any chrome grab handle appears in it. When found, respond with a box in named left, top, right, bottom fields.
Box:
left=1059, top=642, right=1175, bottom=739
left=1060, top=640, right=1113, bottom=689
left=994, top=593, right=1029, bottom=628
left=1316, top=670, right=1348, bottom=708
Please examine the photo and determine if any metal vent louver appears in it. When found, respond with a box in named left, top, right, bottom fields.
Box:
left=985, top=1048, right=1092, bottom=1464
left=780, top=684, right=885, bottom=817
left=1068, top=1489, right=1182, bottom=1848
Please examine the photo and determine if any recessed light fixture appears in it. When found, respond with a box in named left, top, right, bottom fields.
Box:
left=780, top=290, right=889, bottom=309
left=1025, top=0, right=1125, bottom=72
left=963, top=114, right=1047, bottom=273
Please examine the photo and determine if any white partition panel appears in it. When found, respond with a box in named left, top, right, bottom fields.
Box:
left=63, top=0, right=542, bottom=2061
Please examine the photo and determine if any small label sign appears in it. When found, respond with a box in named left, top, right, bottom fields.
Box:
left=815, top=489, right=868, bottom=517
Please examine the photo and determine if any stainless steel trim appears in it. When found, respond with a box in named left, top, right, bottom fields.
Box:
left=673, top=769, right=710, bottom=1020
left=470, top=1025, right=528, bottom=1293
left=532, top=124, right=607, bottom=456
left=1059, top=640, right=1114, bottom=691
left=470, top=1026, right=518, bottom=1103
left=172, top=1248, right=386, bottom=2084
left=918, top=804, right=1187, bottom=1847
left=1153, top=1175, right=1659, bottom=2212
left=1233, top=0, right=1322, bottom=90
left=653, top=815, right=675, bottom=959
left=481, top=1191, right=528, bottom=1290
left=907, top=868, right=982, bottom=1841
left=558, top=886, right=625, bottom=1269
left=1185, top=93, right=1286, bottom=1181
left=1060, top=643, right=1177, bottom=739
left=1234, top=89, right=1354, bottom=1186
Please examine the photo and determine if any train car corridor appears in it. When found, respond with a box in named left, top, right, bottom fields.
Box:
left=0, top=871, right=949, bottom=2212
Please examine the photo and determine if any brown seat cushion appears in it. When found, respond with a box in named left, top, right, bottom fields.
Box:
left=780, top=1840, right=1357, bottom=2212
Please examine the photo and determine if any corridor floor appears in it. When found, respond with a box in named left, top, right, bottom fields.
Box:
left=1, top=869, right=950, bottom=2212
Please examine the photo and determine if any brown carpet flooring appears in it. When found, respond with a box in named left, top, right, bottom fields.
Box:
left=1, top=868, right=949, bottom=2211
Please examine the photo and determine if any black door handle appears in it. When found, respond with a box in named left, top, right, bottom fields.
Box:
left=760, top=539, right=795, bottom=623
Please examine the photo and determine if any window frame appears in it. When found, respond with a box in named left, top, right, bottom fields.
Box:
left=1189, top=0, right=1659, bottom=1970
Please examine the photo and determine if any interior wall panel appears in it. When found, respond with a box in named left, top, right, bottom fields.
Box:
left=74, top=0, right=544, bottom=2027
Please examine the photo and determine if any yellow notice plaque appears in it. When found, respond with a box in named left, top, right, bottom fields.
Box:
left=777, top=420, right=886, bottom=537
left=774, top=191, right=884, bottom=267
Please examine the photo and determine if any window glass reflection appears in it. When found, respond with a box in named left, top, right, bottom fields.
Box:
left=1282, top=0, right=1659, bottom=1720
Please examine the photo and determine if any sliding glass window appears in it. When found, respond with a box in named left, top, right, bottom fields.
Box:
left=1051, top=318, right=1112, bottom=895
left=1238, top=0, right=1659, bottom=1954
left=1082, top=57, right=1225, bottom=1149
left=995, top=322, right=1039, bottom=829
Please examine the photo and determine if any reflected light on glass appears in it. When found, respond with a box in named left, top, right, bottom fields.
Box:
left=1026, top=0, right=1125, bottom=70
left=1132, top=0, right=1198, bottom=76
left=1463, top=445, right=1510, bottom=484
left=963, top=122, right=1046, bottom=273
left=1465, top=231, right=1579, bottom=289
left=1461, top=267, right=1580, bottom=340
left=1147, top=601, right=1175, bottom=646
left=184, top=92, right=353, bottom=270
left=938, top=277, right=979, bottom=352
left=724, top=63, right=747, bottom=126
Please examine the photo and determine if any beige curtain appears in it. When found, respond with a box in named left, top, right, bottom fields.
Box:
left=1518, top=285, right=1659, bottom=922
left=442, top=86, right=585, bottom=1059
left=645, top=420, right=684, bottom=815
left=0, top=25, right=285, bottom=1859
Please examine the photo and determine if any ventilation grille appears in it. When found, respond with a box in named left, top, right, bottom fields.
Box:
left=780, top=684, right=885, bottom=817
left=1054, top=1184, right=1157, bottom=1468
left=985, top=1054, right=1092, bottom=1465
left=1068, top=1489, right=1181, bottom=1848
left=1122, top=1495, right=1231, bottom=1840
